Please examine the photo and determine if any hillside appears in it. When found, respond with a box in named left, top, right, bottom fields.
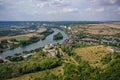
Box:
left=74, top=45, right=112, bottom=67
left=10, top=66, right=63, bottom=80
left=4, top=44, right=119, bottom=80
left=0, top=23, right=120, bottom=80
left=70, top=23, right=120, bottom=35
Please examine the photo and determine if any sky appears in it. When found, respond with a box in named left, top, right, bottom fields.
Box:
left=0, top=0, right=120, bottom=21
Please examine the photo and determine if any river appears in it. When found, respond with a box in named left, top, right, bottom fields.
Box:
left=0, top=28, right=68, bottom=58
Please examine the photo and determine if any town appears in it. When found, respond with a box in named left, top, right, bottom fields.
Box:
left=0, top=22, right=120, bottom=80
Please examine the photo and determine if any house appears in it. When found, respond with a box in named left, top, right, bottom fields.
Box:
left=62, top=39, right=74, bottom=45
left=23, top=54, right=33, bottom=58
left=44, top=44, right=54, bottom=50
left=80, top=38, right=99, bottom=45
left=68, top=27, right=71, bottom=30
left=60, top=25, right=67, bottom=28
left=43, top=44, right=60, bottom=57
left=48, top=49, right=58, bottom=57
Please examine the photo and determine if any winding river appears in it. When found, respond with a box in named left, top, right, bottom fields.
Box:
left=0, top=28, right=68, bottom=58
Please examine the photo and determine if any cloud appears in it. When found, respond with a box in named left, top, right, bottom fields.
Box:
left=90, top=0, right=97, bottom=3
left=96, top=7, right=105, bottom=12
left=36, top=0, right=51, bottom=2
left=117, top=7, right=120, bottom=14
left=51, top=0, right=70, bottom=7
left=85, top=8, right=92, bottom=12
left=51, top=1, right=64, bottom=6
left=91, top=0, right=120, bottom=6
left=0, top=2, right=4, bottom=9
left=85, top=7, right=105, bottom=12
left=0, top=0, right=120, bottom=21
left=62, top=8, right=79, bottom=13
left=36, top=2, right=49, bottom=8
left=109, top=0, right=117, bottom=4
left=118, top=7, right=120, bottom=11
left=47, top=11, right=57, bottom=14
left=47, top=7, right=79, bottom=15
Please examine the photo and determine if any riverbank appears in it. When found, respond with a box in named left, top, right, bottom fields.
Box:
left=0, top=28, right=68, bottom=58
left=53, top=32, right=63, bottom=40
left=0, top=28, right=54, bottom=53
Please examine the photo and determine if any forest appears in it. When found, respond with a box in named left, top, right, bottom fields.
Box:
left=0, top=44, right=119, bottom=80
left=53, top=32, right=63, bottom=40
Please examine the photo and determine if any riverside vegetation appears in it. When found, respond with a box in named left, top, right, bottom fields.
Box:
left=0, top=22, right=120, bottom=80
left=53, top=32, right=63, bottom=40
left=0, top=28, right=54, bottom=52
left=0, top=44, right=120, bottom=80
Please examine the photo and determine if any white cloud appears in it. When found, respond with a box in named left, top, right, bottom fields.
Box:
left=118, top=7, right=120, bottom=11
left=47, top=7, right=79, bottom=14
left=96, top=7, right=105, bottom=12
left=85, top=7, right=105, bottom=13
left=108, top=0, right=117, bottom=4
left=62, top=8, right=79, bottom=13
left=36, top=3, right=48, bottom=8
left=90, top=0, right=97, bottom=3
left=47, top=10, right=57, bottom=14
left=117, top=7, right=120, bottom=14
left=0, top=0, right=120, bottom=21
left=85, top=8, right=92, bottom=12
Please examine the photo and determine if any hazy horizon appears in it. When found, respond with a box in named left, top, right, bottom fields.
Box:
left=0, top=20, right=120, bottom=22
left=0, top=0, right=120, bottom=21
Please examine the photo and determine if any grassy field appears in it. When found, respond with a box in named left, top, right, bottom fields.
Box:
left=74, top=45, right=113, bottom=67
left=0, top=35, right=30, bottom=41
left=0, top=28, right=47, bottom=41
left=36, top=28, right=47, bottom=33
left=10, top=66, right=63, bottom=80
left=13, top=36, right=30, bottom=41
left=70, top=23, right=120, bottom=35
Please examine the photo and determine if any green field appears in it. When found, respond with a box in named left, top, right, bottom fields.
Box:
left=74, top=45, right=112, bottom=67
left=1, top=44, right=120, bottom=80
left=10, top=66, right=63, bottom=80
left=70, top=23, right=120, bottom=35
left=0, top=35, right=30, bottom=41
left=13, top=36, right=30, bottom=41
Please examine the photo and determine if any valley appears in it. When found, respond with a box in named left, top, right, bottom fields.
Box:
left=0, top=21, right=120, bottom=80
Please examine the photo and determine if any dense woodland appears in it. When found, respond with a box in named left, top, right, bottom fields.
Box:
left=53, top=32, right=63, bottom=40
left=0, top=44, right=120, bottom=80
left=0, top=57, right=62, bottom=80
left=40, top=29, right=54, bottom=40
left=0, top=22, right=120, bottom=80
left=0, top=28, right=54, bottom=52
left=20, top=36, right=41, bottom=46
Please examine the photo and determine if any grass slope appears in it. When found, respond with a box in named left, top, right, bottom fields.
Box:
left=74, top=45, right=113, bottom=67
left=10, top=66, right=63, bottom=80
left=70, top=23, right=120, bottom=35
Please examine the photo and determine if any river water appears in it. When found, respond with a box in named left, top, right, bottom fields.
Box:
left=0, top=28, right=68, bottom=58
